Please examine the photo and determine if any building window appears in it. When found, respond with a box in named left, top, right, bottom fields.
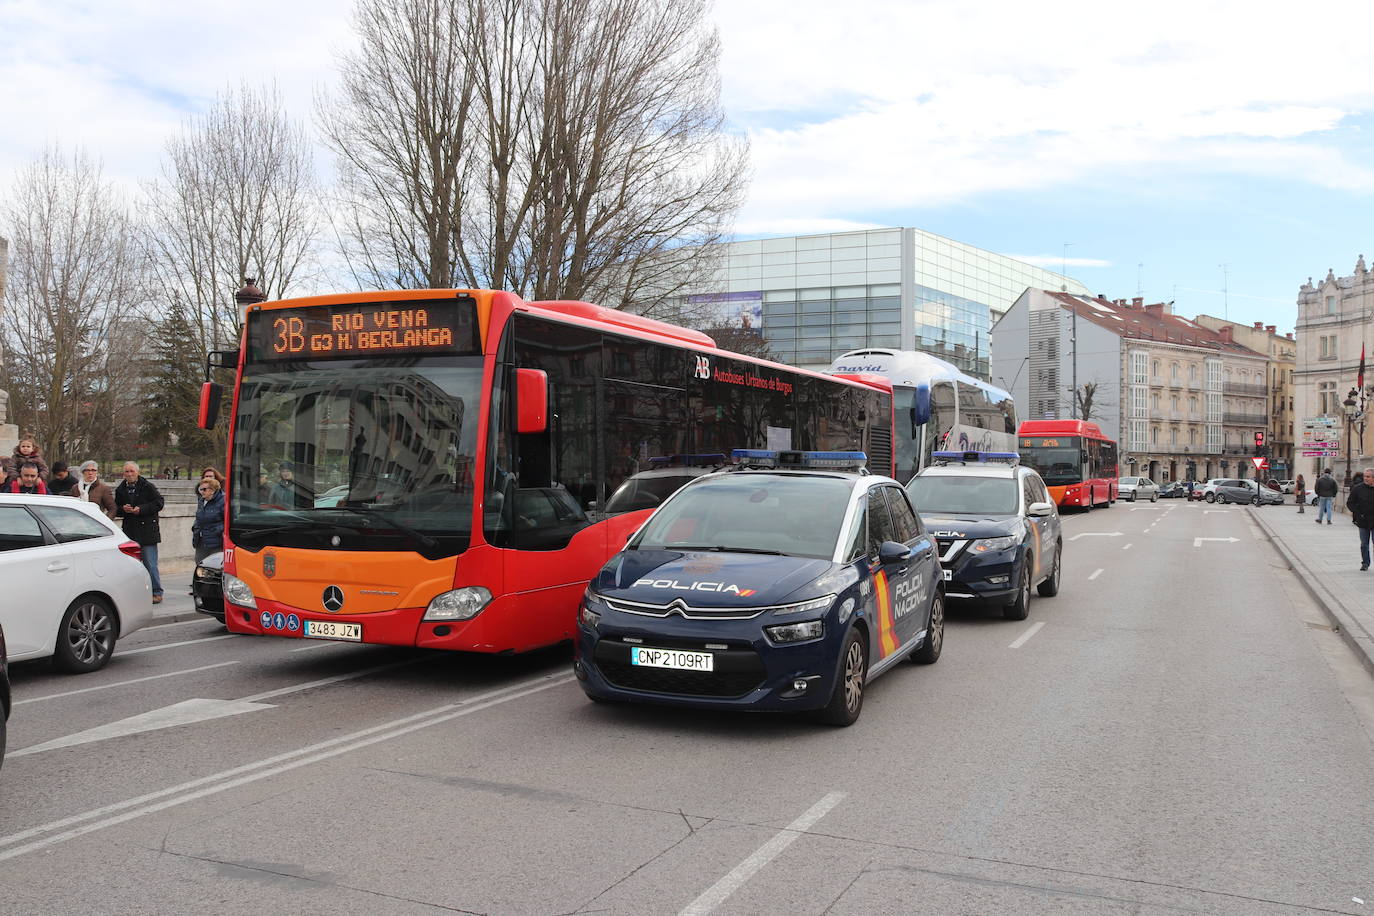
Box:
left=1151, top=426, right=1159, bottom=445
left=1318, top=381, right=1337, bottom=415
left=1189, top=428, right=1198, bottom=445
left=1188, top=396, right=1198, bottom=415
left=1326, top=295, right=1337, bottom=315
left=1152, top=359, right=1160, bottom=377
left=1319, top=335, right=1338, bottom=360
left=1151, top=393, right=1160, bottom=412
left=1170, top=428, right=1178, bottom=446
left=1171, top=362, right=1179, bottom=380
left=1189, top=365, right=1198, bottom=381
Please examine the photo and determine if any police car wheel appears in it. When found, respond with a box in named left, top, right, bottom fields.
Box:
left=912, top=593, right=943, bottom=664
left=816, top=629, right=867, bottom=727
left=1003, top=566, right=1031, bottom=621
left=1037, top=543, right=1061, bottom=597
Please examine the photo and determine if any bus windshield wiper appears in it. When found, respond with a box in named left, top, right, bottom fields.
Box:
left=314, top=506, right=439, bottom=551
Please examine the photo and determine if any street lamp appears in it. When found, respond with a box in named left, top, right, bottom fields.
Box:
left=1344, top=388, right=1368, bottom=487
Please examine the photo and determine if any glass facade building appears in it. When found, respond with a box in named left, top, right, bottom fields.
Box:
left=681, top=228, right=1090, bottom=377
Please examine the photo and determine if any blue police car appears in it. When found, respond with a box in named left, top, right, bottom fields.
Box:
left=905, top=451, right=1062, bottom=620
left=574, top=450, right=944, bottom=726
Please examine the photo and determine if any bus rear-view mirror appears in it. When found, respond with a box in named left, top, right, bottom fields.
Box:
left=912, top=383, right=931, bottom=430
left=198, top=382, right=223, bottom=430
left=516, top=368, right=549, bottom=434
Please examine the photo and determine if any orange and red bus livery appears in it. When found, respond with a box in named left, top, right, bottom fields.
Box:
left=1016, top=419, right=1119, bottom=509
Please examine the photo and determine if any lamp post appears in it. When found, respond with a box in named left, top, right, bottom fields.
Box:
left=1344, top=386, right=1371, bottom=487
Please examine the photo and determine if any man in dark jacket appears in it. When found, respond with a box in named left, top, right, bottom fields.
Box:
left=4, top=462, right=49, bottom=494
left=47, top=461, right=79, bottom=497
left=115, top=461, right=165, bottom=603
left=1347, top=468, right=1374, bottom=571
left=1314, top=469, right=1338, bottom=524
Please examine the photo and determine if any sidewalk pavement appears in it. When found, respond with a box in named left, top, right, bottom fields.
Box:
left=149, top=557, right=210, bottom=625
left=1252, top=501, right=1374, bottom=678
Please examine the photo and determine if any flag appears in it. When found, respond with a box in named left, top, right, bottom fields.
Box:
left=1360, top=342, right=1367, bottom=392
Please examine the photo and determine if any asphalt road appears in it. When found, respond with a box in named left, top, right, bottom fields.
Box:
left=3, top=499, right=1374, bottom=915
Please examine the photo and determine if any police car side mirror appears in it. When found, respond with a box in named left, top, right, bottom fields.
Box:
left=878, top=540, right=911, bottom=564
left=1027, top=501, right=1055, bottom=517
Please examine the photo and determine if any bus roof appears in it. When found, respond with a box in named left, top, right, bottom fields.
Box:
left=1018, top=419, right=1110, bottom=440
left=827, top=348, right=1006, bottom=400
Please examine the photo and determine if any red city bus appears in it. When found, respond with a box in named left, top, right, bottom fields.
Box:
left=202, top=290, right=894, bottom=653
left=1016, top=419, right=1119, bottom=509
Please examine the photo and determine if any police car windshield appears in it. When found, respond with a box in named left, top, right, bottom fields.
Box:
left=632, top=474, right=852, bottom=560
left=907, top=474, right=1018, bottom=515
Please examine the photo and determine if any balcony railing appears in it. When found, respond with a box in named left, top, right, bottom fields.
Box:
left=1223, top=382, right=1268, bottom=397
left=1223, top=413, right=1268, bottom=426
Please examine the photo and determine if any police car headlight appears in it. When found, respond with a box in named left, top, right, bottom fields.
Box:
left=764, top=620, right=824, bottom=643
left=971, top=534, right=1020, bottom=552
left=423, top=587, right=492, bottom=621
left=769, top=594, right=836, bottom=616
left=222, top=573, right=257, bottom=609
left=578, top=591, right=605, bottom=629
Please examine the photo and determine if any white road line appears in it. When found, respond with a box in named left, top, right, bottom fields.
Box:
left=1088, top=568, right=1103, bottom=581
left=0, top=674, right=572, bottom=862
left=241, top=659, right=416, bottom=702
left=288, top=642, right=335, bottom=653
left=678, top=791, right=846, bottom=916
left=1122, top=543, right=1133, bottom=550
left=13, top=662, right=240, bottom=706
left=118, top=635, right=236, bottom=656
left=1008, top=621, right=1045, bottom=649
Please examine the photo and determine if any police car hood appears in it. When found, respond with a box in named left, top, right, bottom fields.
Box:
left=596, top=549, right=833, bottom=608
left=919, top=514, right=1022, bottom=539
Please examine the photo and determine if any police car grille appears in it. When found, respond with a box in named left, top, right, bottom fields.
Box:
left=598, top=662, right=765, bottom=698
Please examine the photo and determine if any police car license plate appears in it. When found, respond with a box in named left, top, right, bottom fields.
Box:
left=303, top=620, right=362, bottom=642
left=630, top=647, right=714, bottom=671
left=942, top=568, right=952, bottom=581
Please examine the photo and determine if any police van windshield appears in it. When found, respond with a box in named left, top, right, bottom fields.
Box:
left=632, top=474, right=851, bottom=560
left=906, top=474, right=1019, bottom=515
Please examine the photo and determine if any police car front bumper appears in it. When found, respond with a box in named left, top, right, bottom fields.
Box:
left=573, top=607, right=845, bottom=713
left=942, top=554, right=1020, bottom=603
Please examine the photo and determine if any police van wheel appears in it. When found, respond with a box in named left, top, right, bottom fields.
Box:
left=816, top=629, right=867, bottom=726
left=1037, top=545, right=1061, bottom=597
left=912, top=594, right=943, bottom=664
left=1003, top=566, right=1031, bottom=621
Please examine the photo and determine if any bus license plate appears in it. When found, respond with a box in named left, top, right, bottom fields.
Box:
left=630, top=647, right=713, bottom=671
left=303, top=620, right=362, bottom=642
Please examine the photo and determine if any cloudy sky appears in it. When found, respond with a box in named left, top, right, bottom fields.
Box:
left=3, top=0, right=1373, bottom=332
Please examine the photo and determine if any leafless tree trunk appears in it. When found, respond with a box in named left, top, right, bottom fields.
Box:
left=319, top=0, right=746, bottom=308
left=143, top=83, right=318, bottom=352
left=0, top=148, right=150, bottom=460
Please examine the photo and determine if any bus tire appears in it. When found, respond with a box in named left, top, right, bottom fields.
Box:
left=1003, top=565, right=1031, bottom=620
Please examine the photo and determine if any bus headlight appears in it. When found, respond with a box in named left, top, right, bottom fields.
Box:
left=222, top=573, right=257, bottom=609
left=423, top=587, right=492, bottom=621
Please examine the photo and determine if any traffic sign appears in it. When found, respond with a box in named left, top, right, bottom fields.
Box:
left=1251, top=457, right=1269, bottom=470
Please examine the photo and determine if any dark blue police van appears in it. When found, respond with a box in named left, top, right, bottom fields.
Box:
left=905, top=451, right=1062, bottom=620
left=574, top=450, right=944, bottom=726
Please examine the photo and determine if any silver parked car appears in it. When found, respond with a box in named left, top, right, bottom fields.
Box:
left=1117, top=476, right=1159, bottom=502
left=1214, top=479, right=1283, bottom=506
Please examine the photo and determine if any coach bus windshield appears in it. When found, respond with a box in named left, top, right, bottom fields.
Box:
left=229, top=357, right=482, bottom=558
left=1018, top=436, right=1083, bottom=486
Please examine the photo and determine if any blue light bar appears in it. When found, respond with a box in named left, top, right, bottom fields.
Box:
left=731, top=449, right=868, bottom=470
left=731, top=449, right=779, bottom=467
left=932, top=450, right=1020, bottom=465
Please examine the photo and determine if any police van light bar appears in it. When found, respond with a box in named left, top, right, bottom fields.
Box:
left=932, top=450, right=1020, bottom=465
left=730, top=449, right=869, bottom=470
left=647, top=453, right=726, bottom=467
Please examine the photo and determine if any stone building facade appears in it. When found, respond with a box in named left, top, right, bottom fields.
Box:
left=1295, top=257, right=1374, bottom=484
left=1193, top=316, right=1297, bottom=479
left=993, top=290, right=1270, bottom=483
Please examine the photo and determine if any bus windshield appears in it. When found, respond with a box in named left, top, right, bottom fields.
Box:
left=229, top=357, right=483, bottom=558
left=1019, top=438, right=1083, bottom=486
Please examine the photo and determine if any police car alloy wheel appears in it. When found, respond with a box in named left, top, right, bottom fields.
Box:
left=912, top=593, right=943, bottom=664
left=1037, top=545, right=1061, bottom=598
left=817, top=628, right=867, bottom=727
left=1003, top=565, right=1031, bottom=621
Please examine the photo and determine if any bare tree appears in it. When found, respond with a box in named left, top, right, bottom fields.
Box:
left=0, top=148, right=150, bottom=460
left=319, top=0, right=746, bottom=307
left=144, top=83, right=318, bottom=351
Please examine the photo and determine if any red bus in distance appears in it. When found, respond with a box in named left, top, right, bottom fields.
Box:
left=205, top=290, right=895, bottom=654
left=1016, top=419, right=1119, bottom=509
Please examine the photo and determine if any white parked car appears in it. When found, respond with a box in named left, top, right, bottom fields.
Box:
left=0, top=494, right=152, bottom=673
left=1117, top=476, right=1159, bottom=502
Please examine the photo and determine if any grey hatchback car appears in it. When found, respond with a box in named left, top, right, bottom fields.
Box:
left=1214, top=479, right=1283, bottom=506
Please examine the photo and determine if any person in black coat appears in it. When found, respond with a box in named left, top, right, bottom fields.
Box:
left=1347, top=468, right=1374, bottom=571
left=115, top=461, right=165, bottom=603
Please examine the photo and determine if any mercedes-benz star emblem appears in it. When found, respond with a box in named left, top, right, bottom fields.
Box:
left=322, top=586, right=345, bottom=613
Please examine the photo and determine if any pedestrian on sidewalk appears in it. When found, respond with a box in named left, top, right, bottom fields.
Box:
left=76, top=460, right=117, bottom=517
left=4, top=462, right=49, bottom=494
left=1295, top=474, right=1306, bottom=514
left=1348, top=468, right=1374, bottom=571
left=6, top=434, right=49, bottom=482
left=47, top=461, right=79, bottom=497
left=115, top=461, right=165, bottom=604
left=192, top=477, right=225, bottom=563
left=1315, top=468, right=1338, bottom=524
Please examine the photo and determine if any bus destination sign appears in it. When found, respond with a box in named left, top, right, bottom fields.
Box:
left=250, top=298, right=478, bottom=361
left=1020, top=437, right=1065, bottom=448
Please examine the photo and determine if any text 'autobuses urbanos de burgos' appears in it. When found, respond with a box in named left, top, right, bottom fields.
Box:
left=205, top=291, right=896, bottom=653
